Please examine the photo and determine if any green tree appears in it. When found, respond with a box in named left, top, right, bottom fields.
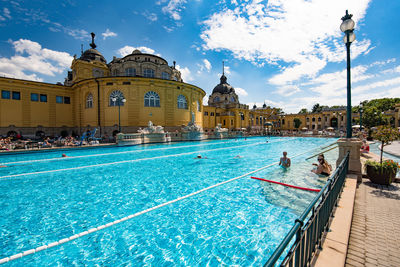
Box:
left=293, top=118, right=302, bottom=129
left=373, top=125, right=400, bottom=164
left=298, top=108, right=308, bottom=114
left=312, top=103, right=320, bottom=113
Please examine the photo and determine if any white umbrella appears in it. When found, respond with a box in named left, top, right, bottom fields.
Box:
left=326, top=127, right=334, bottom=130
left=301, top=127, right=308, bottom=130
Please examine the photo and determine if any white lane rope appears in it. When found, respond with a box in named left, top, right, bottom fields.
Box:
left=0, top=143, right=323, bottom=264
left=0, top=138, right=285, bottom=166
left=0, top=139, right=236, bottom=165
left=0, top=141, right=276, bottom=180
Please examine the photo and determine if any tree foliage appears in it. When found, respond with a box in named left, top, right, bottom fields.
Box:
left=293, top=118, right=302, bottom=129
left=372, top=125, right=400, bottom=164
left=353, top=98, right=400, bottom=128
left=298, top=108, right=308, bottom=114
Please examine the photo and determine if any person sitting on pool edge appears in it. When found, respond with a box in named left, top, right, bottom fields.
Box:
left=279, top=151, right=291, bottom=168
left=312, top=154, right=332, bottom=176
left=360, top=140, right=370, bottom=153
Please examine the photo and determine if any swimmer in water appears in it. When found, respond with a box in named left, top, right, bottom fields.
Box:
left=279, top=151, right=291, bottom=168
left=62, top=153, right=68, bottom=158
left=194, top=155, right=207, bottom=159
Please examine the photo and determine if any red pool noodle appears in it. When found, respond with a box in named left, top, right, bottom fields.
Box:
left=250, top=177, right=321, bottom=192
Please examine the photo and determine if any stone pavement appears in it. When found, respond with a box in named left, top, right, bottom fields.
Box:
left=345, top=179, right=400, bottom=267
left=384, top=140, right=400, bottom=157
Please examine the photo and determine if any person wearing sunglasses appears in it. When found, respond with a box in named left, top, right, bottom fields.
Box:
left=312, top=154, right=332, bottom=176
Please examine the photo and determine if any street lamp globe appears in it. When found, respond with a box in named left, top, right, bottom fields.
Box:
left=343, top=32, right=356, bottom=44
left=340, top=16, right=355, bottom=32
left=112, top=97, right=116, bottom=102
left=122, top=98, right=126, bottom=103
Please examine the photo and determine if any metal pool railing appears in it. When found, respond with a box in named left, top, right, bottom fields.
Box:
left=265, top=152, right=350, bottom=267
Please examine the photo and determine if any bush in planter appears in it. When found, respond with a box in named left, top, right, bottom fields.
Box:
left=365, top=126, right=400, bottom=185
left=365, top=159, right=399, bottom=185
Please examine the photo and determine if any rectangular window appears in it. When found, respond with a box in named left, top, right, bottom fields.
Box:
left=12, top=91, right=21, bottom=100
left=210, top=112, right=214, bottom=116
left=106, top=82, right=113, bottom=85
left=1, top=90, right=10, bottom=99
left=56, top=96, right=63, bottom=103
left=204, top=111, right=208, bottom=116
left=40, top=94, right=47, bottom=102
left=162, top=72, right=170, bottom=79
left=31, top=93, right=39, bottom=101
left=64, top=96, right=70, bottom=104
left=123, top=81, right=131, bottom=85
left=216, top=113, right=220, bottom=116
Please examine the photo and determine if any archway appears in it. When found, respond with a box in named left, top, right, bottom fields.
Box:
left=330, top=117, right=338, bottom=128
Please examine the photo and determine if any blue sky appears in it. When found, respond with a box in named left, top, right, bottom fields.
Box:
left=0, top=0, right=399, bottom=113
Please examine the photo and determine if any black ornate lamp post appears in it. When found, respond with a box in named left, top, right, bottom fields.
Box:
left=359, top=102, right=364, bottom=132
left=112, top=96, right=126, bottom=132
left=341, top=10, right=356, bottom=138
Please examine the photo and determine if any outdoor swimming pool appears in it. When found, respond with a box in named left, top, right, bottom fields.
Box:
left=0, top=137, right=338, bottom=265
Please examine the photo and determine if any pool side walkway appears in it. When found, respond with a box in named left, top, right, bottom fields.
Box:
left=313, top=145, right=400, bottom=267
left=344, top=150, right=400, bottom=267
left=383, top=140, right=400, bottom=157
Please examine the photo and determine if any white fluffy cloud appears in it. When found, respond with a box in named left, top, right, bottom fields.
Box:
left=203, top=59, right=211, bottom=71
left=176, top=64, right=193, bottom=82
left=161, top=0, right=187, bottom=20
left=197, top=59, right=212, bottom=73
left=235, top=87, right=248, bottom=97
left=117, top=46, right=160, bottom=57
left=0, top=39, right=73, bottom=81
left=102, top=29, right=117, bottom=40
left=201, top=0, right=372, bottom=85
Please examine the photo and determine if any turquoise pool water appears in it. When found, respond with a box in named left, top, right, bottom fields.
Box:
left=0, top=137, right=338, bottom=265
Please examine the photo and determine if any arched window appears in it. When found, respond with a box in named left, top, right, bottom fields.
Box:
left=197, top=100, right=201, bottom=112
left=112, top=69, right=118, bottom=76
left=144, top=91, right=160, bottom=107
left=86, top=93, right=93, bottom=109
left=162, top=72, right=170, bottom=79
left=230, top=96, right=235, bottom=102
left=109, top=90, right=125, bottom=106
left=143, top=68, right=155, bottom=78
left=318, top=117, right=321, bottom=122
left=213, top=96, right=220, bottom=103
left=125, top=68, right=136, bottom=76
left=177, top=95, right=188, bottom=109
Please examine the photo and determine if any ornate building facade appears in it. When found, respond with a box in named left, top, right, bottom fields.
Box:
left=0, top=33, right=205, bottom=137
left=203, top=70, right=279, bottom=133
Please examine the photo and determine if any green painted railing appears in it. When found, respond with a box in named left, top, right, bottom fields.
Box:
left=265, top=152, right=350, bottom=267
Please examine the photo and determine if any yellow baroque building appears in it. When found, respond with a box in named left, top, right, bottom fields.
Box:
left=277, top=107, right=348, bottom=131
left=203, top=72, right=279, bottom=133
left=0, top=35, right=205, bottom=138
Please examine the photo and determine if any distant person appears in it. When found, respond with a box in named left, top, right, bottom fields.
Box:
left=361, top=140, right=370, bottom=153
left=234, top=155, right=242, bottom=159
left=279, top=151, right=291, bottom=168
left=312, top=154, right=332, bottom=176
left=0, top=165, right=7, bottom=168
left=62, top=153, right=68, bottom=158
left=194, top=155, right=207, bottom=159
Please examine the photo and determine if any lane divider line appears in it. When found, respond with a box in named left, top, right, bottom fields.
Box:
left=250, top=177, right=321, bottom=192
left=0, top=142, right=270, bottom=180
left=0, top=139, right=285, bottom=166
left=0, top=144, right=323, bottom=264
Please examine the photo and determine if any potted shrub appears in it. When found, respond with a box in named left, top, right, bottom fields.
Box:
left=365, top=125, right=400, bottom=185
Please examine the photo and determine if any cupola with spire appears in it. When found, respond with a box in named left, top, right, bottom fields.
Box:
left=79, top=32, right=106, bottom=63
